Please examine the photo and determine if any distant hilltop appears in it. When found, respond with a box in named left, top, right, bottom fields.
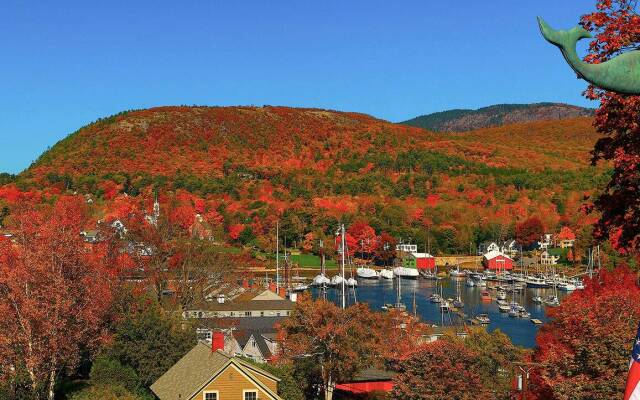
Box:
left=400, top=103, right=594, bottom=132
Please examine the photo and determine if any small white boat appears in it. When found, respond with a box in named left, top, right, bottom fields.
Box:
left=532, top=296, right=544, bottom=304
left=346, top=277, right=358, bottom=287
left=526, top=276, right=550, bottom=288
left=330, top=275, right=345, bottom=286
left=496, top=290, right=507, bottom=300
left=475, top=314, right=491, bottom=324
left=465, top=278, right=475, bottom=287
left=449, top=266, right=467, bottom=277
left=558, top=282, right=576, bottom=291
left=544, top=295, right=560, bottom=306
left=498, top=304, right=511, bottom=313
left=312, top=274, right=331, bottom=286
left=356, top=267, right=379, bottom=279
left=379, top=269, right=394, bottom=279
left=393, top=266, right=419, bottom=279
left=429, top=293, right=442, bottom=303
left=291, top=283, right=309, bottom=292
left=440, top=300, right=451, bottom=310
left=475, top=278, right=487, bottom=287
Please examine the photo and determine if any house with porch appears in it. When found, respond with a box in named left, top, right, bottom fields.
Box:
left=151, top=342, right=283, bottom=400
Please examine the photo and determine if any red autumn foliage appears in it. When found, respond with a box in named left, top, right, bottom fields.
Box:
left=0, top=196, right=119, bottom=400
left=532, top=267, right=640, bottom=399
left=580, top=0, right=640, bottom=253
left=391, top=341, right=494, bottom=400
left=515, top=216, right=545, bottom=248
left=228, top=223, right=245, bottom=241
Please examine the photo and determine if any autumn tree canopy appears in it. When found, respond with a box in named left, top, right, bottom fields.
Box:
left=277, top=297, right=385, bottom=400
left=533, top=267, right=640, bottom=399
left=580, top=0, right=640, bottom=254
left=0, top=197, right=119, bottom=400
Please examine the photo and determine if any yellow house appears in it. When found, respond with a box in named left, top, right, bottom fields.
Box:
left=151, top=342, right=283, bottom=400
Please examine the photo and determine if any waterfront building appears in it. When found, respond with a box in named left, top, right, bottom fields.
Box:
left=482, top=250, right=514, bottom=270
left=402, top=252, right=436, bottom=270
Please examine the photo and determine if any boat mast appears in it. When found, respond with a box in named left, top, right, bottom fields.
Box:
left=276, top=220, right=279, bottom=293
left=320, top=239, right=327, bottom=300
left=341, top=224, right=346, bottom=309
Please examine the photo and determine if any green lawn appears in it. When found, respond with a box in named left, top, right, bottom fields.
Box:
left=289, top=254, right=337, bottom=268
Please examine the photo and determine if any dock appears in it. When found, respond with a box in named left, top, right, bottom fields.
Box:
left=531, top=319, right=543, bottom=325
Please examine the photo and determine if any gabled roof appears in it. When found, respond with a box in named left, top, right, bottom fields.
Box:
left=483, top=250, right=513, bottom=261
left=409, top=252, right=434, bottom=258
left=252, top=290, right=284, bottom=301
left=151, top=342, right=282, bottom=400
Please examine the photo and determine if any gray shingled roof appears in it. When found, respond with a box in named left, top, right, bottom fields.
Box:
left=198, top=299, right=294, bottom=312
left=151, top=343, right=231, bottom=400
left=151, top=342, right=283, bottom=400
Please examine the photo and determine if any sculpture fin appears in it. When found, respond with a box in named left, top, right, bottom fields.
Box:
left=537, top=17, right=592, bottom=50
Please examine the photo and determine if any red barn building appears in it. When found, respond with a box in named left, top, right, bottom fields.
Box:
left=482, top=250, right=514, bottom=271
left=403, top=252, right=436, bottom=270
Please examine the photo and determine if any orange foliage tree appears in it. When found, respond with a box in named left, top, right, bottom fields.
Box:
left=533, top=267, right=640, bottom=399
left=277, top=297, right=385, bottom=400
left=0, top=197, right=118, bottom=400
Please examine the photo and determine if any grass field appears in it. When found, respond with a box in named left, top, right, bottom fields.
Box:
left=288, top=254, right=337, bottom=268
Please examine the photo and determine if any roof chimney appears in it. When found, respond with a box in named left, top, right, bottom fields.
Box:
left=289, top=292, right=298, bottom=302
left=217, top=294, right=225, bottom=304
left=212, top=331, right=225, bottom=352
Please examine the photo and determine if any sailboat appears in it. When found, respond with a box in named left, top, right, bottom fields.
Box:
left=383, top=270, right=406, bottom=311
left=312, top=239, right=331, bottom=286
left=453, top=277, right=464, bottom=308
left=356, top=266, right=379, bottom=279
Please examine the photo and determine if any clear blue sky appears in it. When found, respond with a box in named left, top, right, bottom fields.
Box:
left=0, top=1, right=596, bottom=173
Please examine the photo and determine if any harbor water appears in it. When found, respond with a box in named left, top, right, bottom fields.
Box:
left=311, top=277, right=568, bottom=348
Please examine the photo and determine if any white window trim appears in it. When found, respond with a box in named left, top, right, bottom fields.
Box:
left=203, top=390, right=219, bottom=400
left=243, top=389, right=259, bottom=400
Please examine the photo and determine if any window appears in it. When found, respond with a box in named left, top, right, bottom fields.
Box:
left=260, top=311, right=264, bottom=317
left=203, top=391, right=218, bottom=400
left=244, top=311, right=251, bottom=317
left=244, top=390, right=258, bottom=400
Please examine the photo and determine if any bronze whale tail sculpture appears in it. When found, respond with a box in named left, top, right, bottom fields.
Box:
left=538, top=16, right=640, bottom=95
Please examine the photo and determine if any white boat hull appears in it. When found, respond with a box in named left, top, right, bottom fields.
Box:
left=379, top=269, right=394, bottom=279
left=356, top=268, right=379, bottom=279
left=312, top=274, right=330, bottom=286
left=393, top=267, right=419, bottom=279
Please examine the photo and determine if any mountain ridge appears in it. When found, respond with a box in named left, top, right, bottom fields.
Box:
left=6, top=105, right=605, bottom=255
left=400, top=102, right=594, bottom=132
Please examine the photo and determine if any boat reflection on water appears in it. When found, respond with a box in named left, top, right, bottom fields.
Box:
left=311, top=276, right=568, bottom=348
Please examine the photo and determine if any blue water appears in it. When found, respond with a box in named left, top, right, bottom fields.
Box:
left=311, top=277, right=565, bottom=348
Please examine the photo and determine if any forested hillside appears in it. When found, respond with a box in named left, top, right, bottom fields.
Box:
left=401, top=103, right=593, bottom=132
left=2, top=106, right=606, bottom=256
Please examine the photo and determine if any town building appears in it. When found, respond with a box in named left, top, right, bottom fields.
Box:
left=537, top=233, right=553, bottom=250
left=402, top=252, right=436, bottom=270
left=556, top=226, right=576, bottom=248
left=500, top=239, right=518, bottom=258
left=396, top=243, right=418, bottom=253
left=185, top=290, right=295, bottom=319
left=540, top=250, right=560, bottom=265
left=482, top=250, right=514, bottom=270
left=151, top=342, right=283, bottom=400
left=196, top=317, right=284, bottom=364
left=477, top=241, right=500, bottom=256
